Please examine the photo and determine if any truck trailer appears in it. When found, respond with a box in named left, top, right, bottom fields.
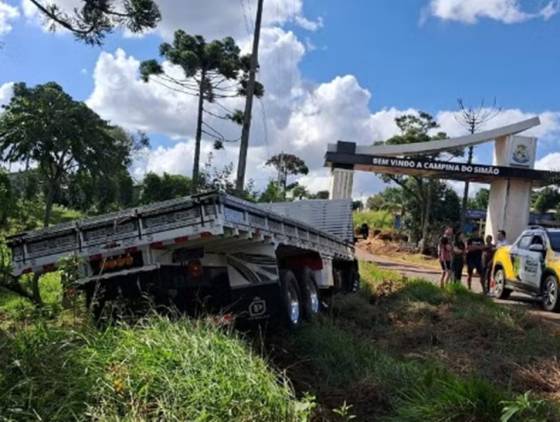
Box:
left=7, top=191, right=358, bottom=327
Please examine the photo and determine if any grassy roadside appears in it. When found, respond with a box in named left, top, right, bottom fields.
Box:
left=270, top=261, right=560, bottom=421
left=0, top=277, right=311, bottom=421
left=2, top=262, right=560, bottom=421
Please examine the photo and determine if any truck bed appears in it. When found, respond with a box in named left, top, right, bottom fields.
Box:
left=7, top=191, right=354, bottom=277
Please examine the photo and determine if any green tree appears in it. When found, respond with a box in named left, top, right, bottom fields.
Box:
left=352, top=200, right=364, bottom=211
left=140, top=30, right=263, bottom=189
left=259, top=181, right=284, bottom=203
left=533, top=187, right=560, bottom=214
left=467, top=188, right=490, bottom=210
left=27, top=0, right=161, bottom=45
left=310, top=190, right=329, bottom=200
left=265, top=153, right=309, bottom=198
left=380, top=112, right=457, bottom=248
left=0, top=82, right=135, bottom=227
left=0, top=170, right=15, bottom=227
left=366, top=194, right=385, bottom=211
left=140, top=172, right=192, bottom=204
left=290, top=184, right=309, bottom=200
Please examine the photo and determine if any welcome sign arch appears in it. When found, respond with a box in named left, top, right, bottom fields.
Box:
left=325, top=117, right=560, bottom=242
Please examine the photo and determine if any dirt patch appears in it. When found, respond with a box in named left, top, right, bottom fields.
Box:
left=348, top=286, right=560, bottom=400
left=359, top=238, right=439, bottom=269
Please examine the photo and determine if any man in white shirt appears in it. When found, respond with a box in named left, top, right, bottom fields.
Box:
left=496, top=230, right=508, bottom=247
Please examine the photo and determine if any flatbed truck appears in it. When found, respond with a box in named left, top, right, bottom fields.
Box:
left=7, top=191, right=358, bottom=326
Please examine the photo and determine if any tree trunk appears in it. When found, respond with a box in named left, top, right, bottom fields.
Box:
left=31, top=273, right=43, bottom=306
left=421, top=180, right=433, bottom=254
left=43, top=181, right=56, bottom=228
left=193, top=73, right=206, bottom=190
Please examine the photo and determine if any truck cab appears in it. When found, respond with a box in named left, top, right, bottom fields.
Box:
left=493, top=227, right=560, bottom=312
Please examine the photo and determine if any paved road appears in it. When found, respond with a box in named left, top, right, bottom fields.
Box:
left=356, top=245, right=560, bottom=323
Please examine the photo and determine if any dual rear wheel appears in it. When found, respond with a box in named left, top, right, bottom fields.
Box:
left=279, top=268, right=320, bottom=328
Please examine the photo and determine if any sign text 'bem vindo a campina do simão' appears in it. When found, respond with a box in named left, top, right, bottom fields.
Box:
left=370, top=156, right=501, bottom=176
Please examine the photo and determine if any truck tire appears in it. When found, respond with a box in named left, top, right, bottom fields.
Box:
left=299, top=267, right=320, bottom=320
left=493, top=268, right=511, bottom=300
left=280, top=270, right=302, bottom=328
left=542, top=274, right=560, bottom=312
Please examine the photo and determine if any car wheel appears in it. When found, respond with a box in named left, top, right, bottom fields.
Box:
left=494, top=268, right=511, bottom=299
left=299, top=268, right=320, bottom=320
left=542, top=274, right=560, bottom=312
left=280, top=270, right=302, bottom=329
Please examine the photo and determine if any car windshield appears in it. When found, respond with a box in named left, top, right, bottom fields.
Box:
left=549, top=232, right=560, bottom=252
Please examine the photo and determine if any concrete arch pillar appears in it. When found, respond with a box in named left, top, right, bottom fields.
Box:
left=485, top=135, right=536, bottom=243
left=329, top=168, right=354, bottom=200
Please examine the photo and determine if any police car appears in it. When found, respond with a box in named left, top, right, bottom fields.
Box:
left=493, top=226, right=560, bottom=312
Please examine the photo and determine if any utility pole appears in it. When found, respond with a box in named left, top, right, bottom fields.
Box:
left=235, top=0, right=264, bottom=192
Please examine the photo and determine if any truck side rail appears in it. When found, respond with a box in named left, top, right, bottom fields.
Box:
left=7, top=192, right=354, bottom=276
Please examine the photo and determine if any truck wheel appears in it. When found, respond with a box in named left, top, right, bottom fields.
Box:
left=542, top=274, right=559, bottom=312
left=299, top=268, right=320, bottom=320
left=280, top=270, right=302, bottom=328
left=494, top=268, right=511, bottom=299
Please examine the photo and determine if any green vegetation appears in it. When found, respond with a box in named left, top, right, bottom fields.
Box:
left=271, top=261, right=560, bottom=421
left=353, top=210, right=393, bottom=230
left=1, top=313, right=310, bottom=421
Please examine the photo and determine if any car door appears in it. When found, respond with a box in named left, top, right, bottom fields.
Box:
left=511, top=235, right=532, bottom=284
left=523, top=235, right=546, bottom=290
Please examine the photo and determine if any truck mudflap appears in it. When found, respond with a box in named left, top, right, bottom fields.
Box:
left=228, top=283, right=283, bottom=321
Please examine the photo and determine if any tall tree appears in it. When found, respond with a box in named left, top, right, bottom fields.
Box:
left=533, top=187, right=560, bottom=214
left=380, top=112, right=456, bottom=248
left=0, top=169, right=14, bottom=227
left=140, top=172, right=192, bottom=204
left=0, top=82, right=136, bottom=226
left=467, top=188, right=490, bottom=210
left=265, top=153, right=309, bottom=198
left=140, top=30, right=263, bottom=189
left=455, top=98, right=500, bottom=229
left=27, top=0, right=161, bottom=45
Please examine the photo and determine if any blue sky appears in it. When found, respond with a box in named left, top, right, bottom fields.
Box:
left=0, top=0, right=559, bottom=196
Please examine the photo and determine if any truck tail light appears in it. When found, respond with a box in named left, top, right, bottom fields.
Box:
left=186, top=260, right=203, bottom=278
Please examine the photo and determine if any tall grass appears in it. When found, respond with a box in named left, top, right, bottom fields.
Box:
left=0, top=316, right=311, bottom=421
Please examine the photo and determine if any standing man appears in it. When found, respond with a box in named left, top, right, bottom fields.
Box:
left=451, top=232, right=466, bottom=284
left=482, top=234, right=496, bottom=294
left=438, top=227, right=453, bottom=288
left=496, top=230, right=508, bottom=248
left=466, top=233, right=485, bottom=291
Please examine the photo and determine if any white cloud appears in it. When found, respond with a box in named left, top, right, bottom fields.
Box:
left=425, top=0, right=559, bottom=24
left=536, top=153, right=560, bottom=171
left=0, top=1, right=19, bottom=35
left=0, top=81, right=14, bottom=106
left=87, top=40, right=560, bottom=198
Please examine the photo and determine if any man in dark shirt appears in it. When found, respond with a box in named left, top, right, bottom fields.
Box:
left=466, top=235, right=484, bottom=291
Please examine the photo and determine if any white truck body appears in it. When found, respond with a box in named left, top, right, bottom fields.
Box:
left=7, top=192, right=357, bottom=322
